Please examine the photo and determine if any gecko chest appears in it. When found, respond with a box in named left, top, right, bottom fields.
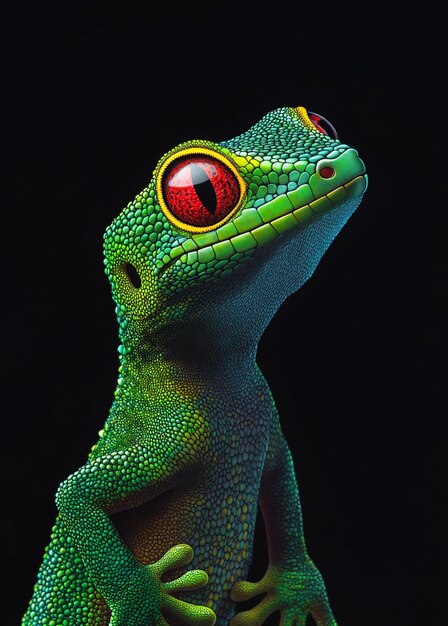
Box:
left=113, top=424, right=264, bottom=568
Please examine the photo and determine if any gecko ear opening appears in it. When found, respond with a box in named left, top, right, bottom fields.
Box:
left=125, top=263, right=141, bottom=289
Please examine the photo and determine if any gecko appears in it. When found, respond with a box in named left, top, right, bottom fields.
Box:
left=22, top=106, right=367, bottom=626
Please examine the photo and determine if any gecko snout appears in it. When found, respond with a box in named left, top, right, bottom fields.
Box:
left=310, top=148, right=368, bottom=201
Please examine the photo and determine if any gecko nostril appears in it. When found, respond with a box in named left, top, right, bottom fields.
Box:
left=319, top=166, right=335, bottom=179
left=125, top=263, right=141, bottom=289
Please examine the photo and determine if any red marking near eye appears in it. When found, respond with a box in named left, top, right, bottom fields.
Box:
left=319, top=167, right=335, bottom=179
left=163, top=156, right=240, bottom=227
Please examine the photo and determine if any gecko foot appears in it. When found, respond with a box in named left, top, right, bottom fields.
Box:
left=109, top=544, right=216, bottom=626
left=151, top=543, right=217, bottom=626
left=230, top=559, right=337, bottom=626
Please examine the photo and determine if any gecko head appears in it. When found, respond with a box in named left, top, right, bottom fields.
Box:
left=103, top=107, right=367, bottom=338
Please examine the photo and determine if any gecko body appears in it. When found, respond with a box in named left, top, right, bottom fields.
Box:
left=23, top=106, right=367, bottom=626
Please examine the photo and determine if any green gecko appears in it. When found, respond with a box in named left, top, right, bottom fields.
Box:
left=23, top=106, right=367, bottom=626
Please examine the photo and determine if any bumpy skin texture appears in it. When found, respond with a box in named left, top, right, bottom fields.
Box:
left=23, top=107, right=367, bottom=626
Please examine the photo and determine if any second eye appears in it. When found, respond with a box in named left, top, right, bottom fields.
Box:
left=308, top=111, right=339, bottom=139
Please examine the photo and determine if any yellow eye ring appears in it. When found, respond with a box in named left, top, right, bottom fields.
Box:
left=155, top=145, right=247, bottom=233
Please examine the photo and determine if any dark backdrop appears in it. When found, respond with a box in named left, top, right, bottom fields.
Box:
left=2, top=3, right=446, bottom=625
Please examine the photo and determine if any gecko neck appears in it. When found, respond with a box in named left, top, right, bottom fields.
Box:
left=118, top=316, right=262, bottom=395
left=111, top=306, right=278, bottom=424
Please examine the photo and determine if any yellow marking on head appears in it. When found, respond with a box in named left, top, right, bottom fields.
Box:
left=294, top=106, right=318, bottom=132
left=232, top=155, right=249, bottom=167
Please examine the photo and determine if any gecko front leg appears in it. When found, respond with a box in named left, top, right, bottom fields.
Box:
left=56, top=444, right=216, bottom=626
left=230, top=426, right=336, bottom=626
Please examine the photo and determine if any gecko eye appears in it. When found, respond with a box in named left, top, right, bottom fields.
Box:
left=308, top=112, right=338, bottom=140
left=159, top=152, right=244, bottom=231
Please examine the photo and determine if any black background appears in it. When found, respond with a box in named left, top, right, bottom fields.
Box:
left=2, top=3, right=446, bottom=625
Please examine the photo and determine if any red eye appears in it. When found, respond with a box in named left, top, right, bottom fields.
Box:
left=308, top=111, right=338, bottom=139
left=162, top=155, right=241, bottom=227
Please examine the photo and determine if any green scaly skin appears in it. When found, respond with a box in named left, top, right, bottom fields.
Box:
left=22, top=106, right=367, bottom=626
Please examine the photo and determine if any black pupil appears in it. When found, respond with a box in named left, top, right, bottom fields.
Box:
left=125, top=263, right=141, bottom=288
left=190, top=163, right=217, bottom=214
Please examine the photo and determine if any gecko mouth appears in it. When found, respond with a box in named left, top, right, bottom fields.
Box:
left=157, top=170, right=367, bottom=276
